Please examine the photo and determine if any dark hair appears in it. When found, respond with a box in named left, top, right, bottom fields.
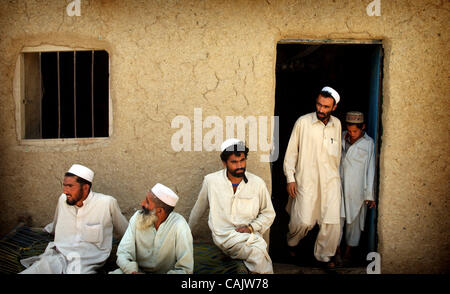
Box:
left=64, top=172, right=92, bottom=190
left=220, top=143, right=249, bottom=162
left=319, top=90, right=336, bottom=106
left=346, top=122, right=365, bottom=130
left=152, top=195, right=174, bottom=215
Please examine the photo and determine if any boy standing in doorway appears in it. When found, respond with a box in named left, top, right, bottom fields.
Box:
left=338, top=111, right=376, bottom=265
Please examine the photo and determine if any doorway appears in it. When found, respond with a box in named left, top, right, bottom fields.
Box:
left=269, top=41, right=383, bottom=266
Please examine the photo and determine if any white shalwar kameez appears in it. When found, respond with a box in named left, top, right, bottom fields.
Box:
left=284, top=112, right=342, bottom=262
left=112, top=211, right=194, bottom=274
left=339, top=131, right=375, bottom=247
left=188, top=169, right=276, bottom=274
left=20, top=191, right=129, bottom=274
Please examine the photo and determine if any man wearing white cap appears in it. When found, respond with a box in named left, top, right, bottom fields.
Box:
left=110, top=183, right=194, bottom=274
left=283, top=86, right=342, bottom=268
left=189, top=139, right=276, bottom=274
left=20, top=164, right=129, bottom=274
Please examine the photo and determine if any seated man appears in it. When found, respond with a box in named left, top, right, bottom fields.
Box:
left=20, top=164, right=129, bottom=274
left=188, top=139, right=276, bottom=274
left=110, top=183, right=194, bottom=274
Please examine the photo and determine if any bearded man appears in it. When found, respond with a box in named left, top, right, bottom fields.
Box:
left=283, top=86, right=342, bottom=268
left=20, top=164, right=129, bottom=274
left=110, top=183, right=194, bottom=274
left=188, top=139, right=276, bottom=274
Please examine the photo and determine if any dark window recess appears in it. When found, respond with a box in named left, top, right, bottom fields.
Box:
left=24, top=50, right=109, bottom=139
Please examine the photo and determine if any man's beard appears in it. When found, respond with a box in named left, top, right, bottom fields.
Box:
left=136, top=207, right=158, bottom=230
left=228, top=167, right=246, bottom=178
left=66, top=190, right=83, bottom=206
left=316, top=110, right=331, bottom=122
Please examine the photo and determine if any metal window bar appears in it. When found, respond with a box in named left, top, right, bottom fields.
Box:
left=57, top=52, right=61, bottom=138
left=39, top=52, right=42, bottom=138
left=73, top=51, right=77, bottom=138
left=47, top=50, right=100, bottom=139
left=91, top=50, right=95, bottom=137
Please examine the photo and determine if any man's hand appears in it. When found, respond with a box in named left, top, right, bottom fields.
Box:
left=287, top=182, right=298, bottom=198
left=131, top=271, right=145, bottom=274
left=235, top=226, right=252, bottom=234
left=365, top=200, right=376, bottom=209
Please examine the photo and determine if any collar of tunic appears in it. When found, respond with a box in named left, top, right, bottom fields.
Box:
left=311, top=112, right=337, bottom=127
left=82, top=191, right=94, bottom=207
left=343, top=131, right=369, bottom=147
left=221, top=169, right=247, bottom=192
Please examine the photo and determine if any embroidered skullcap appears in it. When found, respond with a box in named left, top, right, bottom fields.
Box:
left=346, top=111, right=364, bottom=123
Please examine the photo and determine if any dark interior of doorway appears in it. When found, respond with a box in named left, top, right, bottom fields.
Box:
left=269, top=43, right=381, bottom=267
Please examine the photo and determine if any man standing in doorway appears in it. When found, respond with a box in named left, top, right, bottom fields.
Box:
left=283, top=86, right=342, bottom=268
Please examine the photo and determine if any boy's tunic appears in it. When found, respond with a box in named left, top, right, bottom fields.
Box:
left=340, top=131, right=375, bottom=229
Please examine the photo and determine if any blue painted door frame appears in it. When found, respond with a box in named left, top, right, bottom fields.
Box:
left=367, top=45, right=383, bottom=253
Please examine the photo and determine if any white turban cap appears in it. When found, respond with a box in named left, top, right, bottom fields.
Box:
left=67, top=164, right=94, bottom=183
left=321, top=86, right=340, bottom=104
left=151, top=183, right=179, bottom=207
left=220, top=138, right=245, bottom=152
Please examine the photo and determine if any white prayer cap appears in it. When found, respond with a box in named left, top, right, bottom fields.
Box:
left=220, top=138, right=245, bottom=152
left=67, top=164, right=94, bottom=183
left=151, top=183, right=179, bottom=207
left=321, top=86, right=340, bottom=104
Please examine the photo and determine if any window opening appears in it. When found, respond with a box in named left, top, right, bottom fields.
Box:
left=22, top=50, right=109, bottom=139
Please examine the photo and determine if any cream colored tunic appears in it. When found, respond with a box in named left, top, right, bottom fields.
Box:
left=340, top=131, right=375, bottom=228
left=20, top=191, right=128, bottom=274
left=284, top=112, right=342, bottom=225
left=188, top=169, right=276, bottom=273
left=115, top=211, right=194, bottom=274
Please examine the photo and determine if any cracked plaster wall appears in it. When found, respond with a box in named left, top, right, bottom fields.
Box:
left=0, top=0, right=448, bottom=273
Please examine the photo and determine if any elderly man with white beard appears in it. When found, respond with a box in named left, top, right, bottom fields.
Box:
left=110, top=183, right=194, bottom=274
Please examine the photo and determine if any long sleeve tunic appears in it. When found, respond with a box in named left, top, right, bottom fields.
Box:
left=116, top=211, right=194, bottom=274
left=340, top=131, right=375, bottom=228
left=22, top=191, right=128, bottom=274
left=188, top=169, right=275, bottom=273
left=284, top=112, right=342, bottom=225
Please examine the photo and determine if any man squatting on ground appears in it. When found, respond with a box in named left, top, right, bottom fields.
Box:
left=189, top=138, right=276, bottom=274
